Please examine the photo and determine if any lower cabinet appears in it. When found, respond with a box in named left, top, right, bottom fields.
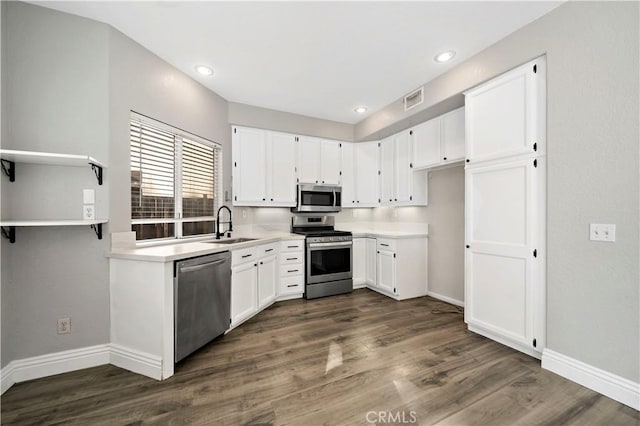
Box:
left=278, top=239, right=305, bottom=297
left=373, top=237, right=428, bottom=300
left=257, top=254, right=277, bottom=309
left=354, top=237, right=377, bottom=289
left=231, top=242, right=279, bottom=327
left=231, top=260, right=258, bottom=326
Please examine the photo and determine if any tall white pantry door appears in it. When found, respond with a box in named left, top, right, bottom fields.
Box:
left=464, top=56, right=546, bottom=358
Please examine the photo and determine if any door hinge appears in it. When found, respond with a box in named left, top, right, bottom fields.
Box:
left=295, top=167, right=297, bottom=172
left=533, top=249, right=537, bottom=258
left=533, top=64, right=537, bottom=73
left=233, top=128, right=237, bottom=134
left=409, top=130, right=413, bottom=136
left=378, top=198, right=380, bottom=203
left=533, top=159, right=538, bottom=168
left=393, top=288, right=396, bottom=293
left=234, top=195, right=237, bottom=201
left=296, top=178, right=299, bottom=183
left=532, top=338, right=537, bottom=348
left=339, top=143, right=342, bottom=147
left=234, top=161, right=237, bottom=167
left=410, top=195, right=413, bottom=201
left=533, top=142, right=537, bottom=152
left=339, top=171, right=342, bottom=176
left=378, top=142, right=381, bottom=147
left=393, top=253, right=396, bottom=258
left=378, top=170, right=381, bottom=175
left=295, top=137, right=299, bottom=142
left=230, top=318, right=232, bottom=324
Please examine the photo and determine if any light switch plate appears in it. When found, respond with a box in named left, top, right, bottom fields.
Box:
left=590, top=224, right=616, bottom=242
left=83, top=189, right=95, bottom=204
left=83, top=204, right=95, bottom=220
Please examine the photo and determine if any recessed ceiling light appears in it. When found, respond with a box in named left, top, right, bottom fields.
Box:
left=434, top=51, right=456, bottom=63
left=195, top=65, right=214, bottom=76
left=354, top=106, right=368, bottom=114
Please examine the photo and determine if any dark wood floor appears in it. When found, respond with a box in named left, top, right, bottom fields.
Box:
left=2, top=289, right=638, bottom=425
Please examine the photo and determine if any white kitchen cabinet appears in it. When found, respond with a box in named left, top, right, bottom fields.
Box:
left=298, top=137, right=342, bottom=185
left=356, top=142, right=380, bottom=206
left=231, top=242, right=280, bottom=327
left=465, top=60, right=545, bottom=164
left=232, top=126, right=296, bottom=206
left=373, top=237, right=428, bottom=300
left=342, top=141, right=380, bottom=208
left=365, top=237, right=377, bottom=285
left=353, top=238, right=366, bottom=288
left=412, top=107, right=465, bottom=170
left=341, top=143, right=356, bottom=208
left=412, top=118, right=441, bottom=169
left=441, top=107, right=466, bottom=163
left=231, top=260, right=258, bottom=326
left=464, top=56, right=546, bottom=359
left=278, top=239, right=305, bottom=298
left=257, top=254, right=277, bottom=309
left=380, top=134, right=428, bottom=206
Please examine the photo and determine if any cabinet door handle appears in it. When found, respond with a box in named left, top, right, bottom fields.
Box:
left=443, top=157, right=447, bottom=160
left=260, top=261, right=263, bottom=265
left=265, top=248, right=274, bottom=253
left=380, top=243, right=389, bottom=247
left=241, top=254, right=253, bottom=258
left=287, top=269, right=299, bottom=273
left=287, top=284, right=297, bottom=288
left=286, top=257, right=297, bottom=260
left=254, top=263, right=258, bottom=267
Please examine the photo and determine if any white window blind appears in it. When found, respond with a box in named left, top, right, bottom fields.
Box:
left=130, top=113, right=222, bottom=241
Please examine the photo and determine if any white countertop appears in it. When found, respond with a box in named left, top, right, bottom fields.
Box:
left=108, top=222, right=427, bottom=263
left=108, top=230, right=304, bottom=263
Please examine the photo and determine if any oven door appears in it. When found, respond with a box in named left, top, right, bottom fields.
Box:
left=306, top=241, right=352, bottom=284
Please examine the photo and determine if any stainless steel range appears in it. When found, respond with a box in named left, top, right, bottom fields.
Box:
left=291, top=216, right=353, bottom=299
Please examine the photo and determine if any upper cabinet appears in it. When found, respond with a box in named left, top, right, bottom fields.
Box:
left=298, top=137, right=342, bottom=185
left=412, top=107, right=465, bottom=170
left=464, top=62, right=544, bottom=164
left=342, top=141, right=380, bottom=208
left=380, top=133, right=428, bottom=206
left=232, top=126, right=296, bottom=207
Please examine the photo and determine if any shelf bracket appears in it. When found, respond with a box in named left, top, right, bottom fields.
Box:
left=91, top=223, right=103, bottom=240
left=1, top=226, right=16, bottom=243
left=1, top=160, right=15, bottom=182
left=90, top=163, right=103, bottom=185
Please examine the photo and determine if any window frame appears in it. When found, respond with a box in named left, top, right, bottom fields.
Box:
left=130, top=112, right=223, bottom=242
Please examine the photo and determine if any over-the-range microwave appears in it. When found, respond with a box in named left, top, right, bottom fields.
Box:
left=292, top=183, right=342, bottom=213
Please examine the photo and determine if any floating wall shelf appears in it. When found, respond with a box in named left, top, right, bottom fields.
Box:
left=0, top=149, right=106, bottom=185
left=0, top=219, right=108, bottom=243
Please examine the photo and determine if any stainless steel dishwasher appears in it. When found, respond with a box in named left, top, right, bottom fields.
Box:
left=174, top=251, right=231, bottom=363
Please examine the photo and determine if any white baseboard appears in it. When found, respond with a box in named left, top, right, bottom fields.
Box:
left=427, top=291, right=464, bottom=307
left=109, top=344, right=163, bottom=380
left=1, top=344, right=110, bottom=395
left=542, top=349, right=639, bottom=410
left=468, top=323, right=542, bottom=359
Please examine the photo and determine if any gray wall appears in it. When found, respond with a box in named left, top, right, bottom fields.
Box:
left=228, top=102, right=353, bottom=142
left=1, top=2, right=110, bottom=366
left=108, top=29, right=230, bottom=233
left=359, top=1, right=639, bottom=382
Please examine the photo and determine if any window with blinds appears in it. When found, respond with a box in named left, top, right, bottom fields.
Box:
left=130, top=113, right=222, bottom=241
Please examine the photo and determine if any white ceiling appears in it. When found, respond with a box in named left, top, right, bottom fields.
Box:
left=34, top=1, right=562, bottom=124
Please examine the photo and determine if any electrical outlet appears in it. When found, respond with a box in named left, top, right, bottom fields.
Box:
left=83, top=204, right=95, bottom=220
left=590, top=224, right=616, bottom=242
left=57, top=317, right=71, bottom=334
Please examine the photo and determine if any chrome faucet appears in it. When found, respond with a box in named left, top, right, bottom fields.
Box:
left=216, top=205, right=233, bottom=239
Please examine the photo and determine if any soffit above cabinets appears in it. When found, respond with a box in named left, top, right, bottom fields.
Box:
left=33, top=1, right=562, bottom=124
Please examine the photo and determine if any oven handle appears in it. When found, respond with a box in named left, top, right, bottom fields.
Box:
left=308, top=241, right=353, bottom=248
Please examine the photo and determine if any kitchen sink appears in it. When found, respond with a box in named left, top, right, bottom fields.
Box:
left=205, top=238, right=258, bottom=245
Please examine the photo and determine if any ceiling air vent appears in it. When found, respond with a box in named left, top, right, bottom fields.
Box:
left=404, top=87, right=424, bottom=112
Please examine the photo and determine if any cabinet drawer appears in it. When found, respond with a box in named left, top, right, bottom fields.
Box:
left=258, top=243, right=279, bottom=257
left=232, top=246, right=258, bottom=265
left=280, top=276, right=303, bottom=292
left=280, top=264, right=304, bottom=277
left=280, top=240, right=304, bottom=252
left=376, top=238, right=396, bottom=251
left=280, top=252, right=304, bottom=264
